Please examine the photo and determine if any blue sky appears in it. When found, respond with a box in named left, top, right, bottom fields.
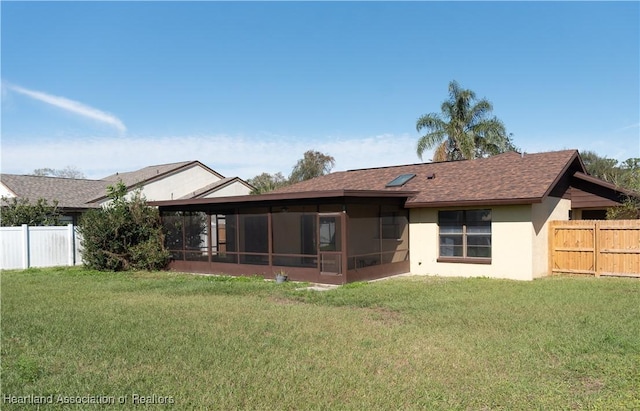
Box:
left=2, top=1, right=639, bottom=180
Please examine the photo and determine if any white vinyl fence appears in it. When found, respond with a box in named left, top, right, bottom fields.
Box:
left=0, top=224, right=82, bottom=270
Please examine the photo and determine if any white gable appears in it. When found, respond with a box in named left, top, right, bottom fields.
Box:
left=202, top=181, right=252, bottom=198
left=0, top=182, right=16, bottom=198
left=136, top=163, right=221, bottom=201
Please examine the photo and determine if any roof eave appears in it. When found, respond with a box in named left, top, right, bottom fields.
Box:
left=151, top=189, right=417, bottom=208
left=405, top=197, right=544, bottom=209
left=573, top=171, right=638, bottom=197
left=58, top=205, right=101, bottom=212
left=539, top=150, right=581, bottom=201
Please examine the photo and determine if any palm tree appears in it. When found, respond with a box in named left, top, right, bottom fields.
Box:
left=416, top=80, right=516, bottom=161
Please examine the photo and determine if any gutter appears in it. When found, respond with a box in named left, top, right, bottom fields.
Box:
left=404, top=197, right=544, bottom=209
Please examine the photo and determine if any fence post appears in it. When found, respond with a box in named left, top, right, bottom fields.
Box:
left=67, top=224, right=75, bottom=266
left=21, top=224, right=30, bottom=269
left=548, top=221, right=555, bottom=276
left=594, top=221, right=600, bottom=277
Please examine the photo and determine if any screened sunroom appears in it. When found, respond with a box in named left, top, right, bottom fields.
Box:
left=152, top=190, right=412, bottom=284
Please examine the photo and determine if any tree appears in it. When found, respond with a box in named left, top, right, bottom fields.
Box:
left=77, top=181, right=169, bottom=271
left=581, top=150, right=640, bottom=190
left=416, top=80, right=517, bottom=161
left=0, top=197, right=62, bottom=226
left=581, top=151, right=640, bottom=219
left=247, top=172, right=289, bottom=195
left=605, top=157, right=640, bottom=219
left=288, top=150, right=336, bottom=183
left=32, top=166, right=86, bottom=179
left=580, top=151, right=621, bottom=184
left=618, top=157, right=640, bottom=192
left=247, top=150, right=336, bottom=194
left=607, top=195, right=640, bottom=220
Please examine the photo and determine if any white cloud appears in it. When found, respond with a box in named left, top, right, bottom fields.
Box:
left=614, top=122, right=640, bottom=133
left=4, top=82, right=126, bottom=133
left=0, top=133, right=425, bottom=180
left=3, top=130, right=636, bottom=182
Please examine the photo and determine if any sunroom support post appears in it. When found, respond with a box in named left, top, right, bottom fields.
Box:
left=267, top=209, right=273, bottom=272
left=341, top=207, right=349, bottom=284
left=378, top=204, right=383, bottom=266
left=207, top=213, right=212, bottom=263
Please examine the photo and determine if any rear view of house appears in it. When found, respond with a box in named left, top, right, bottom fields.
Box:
left=153, top=150, right=633, bottom=283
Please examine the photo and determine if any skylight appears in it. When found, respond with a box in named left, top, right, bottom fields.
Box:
left=385, top=173, right=416, bottom=187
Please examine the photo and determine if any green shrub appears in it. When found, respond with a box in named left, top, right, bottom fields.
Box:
left=77, top=182, right=169, bottom=271
left=0, top=197, right=62, bottom=226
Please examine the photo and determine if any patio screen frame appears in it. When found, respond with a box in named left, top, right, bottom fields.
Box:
left=156, top=193, right=412, bottom=284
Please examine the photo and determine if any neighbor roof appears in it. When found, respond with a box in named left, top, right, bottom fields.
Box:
left=0, top=174, right=106, bottom=210
left=101, top=160, right=223, bottom=187
left=2, top=160, right=243, bottom=210
left=274, top=150, right=585, bottom=207
left=90, top=161, right=230, bottom=203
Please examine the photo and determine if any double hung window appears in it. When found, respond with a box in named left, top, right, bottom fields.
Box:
left=438, top=209, right=491, bottom=261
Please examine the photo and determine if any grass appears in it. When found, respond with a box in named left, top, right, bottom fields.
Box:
left=1, top=267, right=639, bottom=410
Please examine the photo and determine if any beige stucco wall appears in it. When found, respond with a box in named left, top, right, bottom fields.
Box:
left=410, top=205, right=536, bottom=281
left=203, top=181, right=252, bottom=198
left=531, top=197, right=571, bottom=278
left=139, top=165, right=221, bottom=201
left=409, top=199, right=572, bottom=281
left=100, top=165, right=251, bottom=206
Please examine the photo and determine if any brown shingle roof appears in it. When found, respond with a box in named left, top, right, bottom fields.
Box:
left=274, top=150, right=583, bottom=207
left=0, top=174, right=106, bottom=209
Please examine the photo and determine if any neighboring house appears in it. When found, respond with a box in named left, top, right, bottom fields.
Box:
left=151, top=150, right=634, bottom=284
left=0, top=161, right=254, bottom=224
left=94, top=161, right=253, bottom=203
left=0, top=175, right=105, bottom=224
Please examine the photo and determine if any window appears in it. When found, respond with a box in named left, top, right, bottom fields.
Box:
left=319, top=216, right=341, bottom=251
left=580, top=209, right=607, bottom=220
left=438, top=209, right=491, bottom=261
left=381, top=211, right=407, bottom=240
left=386, top=173, right=416, bottom=187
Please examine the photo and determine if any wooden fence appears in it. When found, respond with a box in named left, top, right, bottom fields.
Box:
left=549, top=220, right=640, bottom=278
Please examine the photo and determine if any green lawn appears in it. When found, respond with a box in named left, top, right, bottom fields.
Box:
left=1, top=267, right=639, bottom=410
